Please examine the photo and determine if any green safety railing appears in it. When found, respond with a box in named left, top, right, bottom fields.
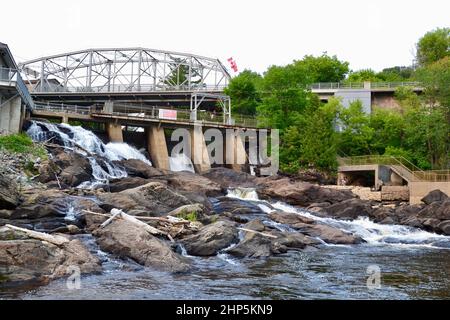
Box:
left=338, top=155, right=450, bottom=182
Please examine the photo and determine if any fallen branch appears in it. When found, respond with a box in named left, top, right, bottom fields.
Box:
left=237, top=227, right=278, bottom=239
left=5, top=224, right=69, bottom=246
left=100, top=210, right=121, bottom=228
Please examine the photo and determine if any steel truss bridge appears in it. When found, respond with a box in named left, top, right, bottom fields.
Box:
left=18, top=47, right=231, bottom=109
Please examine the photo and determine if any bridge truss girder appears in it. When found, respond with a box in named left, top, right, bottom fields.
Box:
left=18, top=48, right=231, bottom=94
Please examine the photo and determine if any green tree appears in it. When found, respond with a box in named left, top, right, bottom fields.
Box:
left=369, top=108, right=405, bottom=154
left=292, top=53, right=350, bottom=83
left=337, top=100, right=374, bottom=155
left=346, top=69, right=383, bottom=82
left=224, top=70, right=262, bottom=115
left=416, top=27, right=450, bottom=66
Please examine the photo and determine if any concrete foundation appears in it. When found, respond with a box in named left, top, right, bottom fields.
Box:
left=146, top=125, right=169, bottom=170
left=381, top=186, right=409, bottom=201
left=106, top=123, right=123, bottom=142
left=190, top=126, right=211, bottom=173
left=409, top=182, right=450, bottom=204
left=0, top=97, right=22, bottom=134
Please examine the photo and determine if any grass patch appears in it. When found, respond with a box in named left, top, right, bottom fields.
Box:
left=178, top=210, right=198, bottom=222
left=0, top=133, right=48, bottom=159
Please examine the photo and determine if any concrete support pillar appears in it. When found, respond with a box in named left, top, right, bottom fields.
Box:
left=0, top=101, right=12, bottom=134
left=106, top=122, right=123, bottom=142
left=61, top=114, right=69, bottom=124
left=8, top=97, right=21, bottom=134
left=190, top=125, right=211, bottom=173
left=146, top=125, right=169, bottom=170
left=224, top=130, right=247, bottom=172
left=103, top=101, right=114, bottom=113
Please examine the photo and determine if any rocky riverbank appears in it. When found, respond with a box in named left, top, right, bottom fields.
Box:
left=1, top=126, right=449, bottom=290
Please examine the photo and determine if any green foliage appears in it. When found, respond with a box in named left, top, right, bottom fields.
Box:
left=416, top=27, right=450, bottom=66
left=377, top=66, right=414, bottom=81
left=0, top=133, right=47, bottom=159
left=224, top=70, right=262, bottom=115
left=292, top=54, right=350, bottom=83
left=337, top=101, right=374, bottom=156
left=178, top=210, right=198, bottom=222
left=346, top=69, right=382, bottom=82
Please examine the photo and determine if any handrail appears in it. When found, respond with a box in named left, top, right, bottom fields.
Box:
left=0, top=67, right=35, bottom=109
left=310, top=81, right=423, bottom=90
left=338, top=155, right=450, bottom=182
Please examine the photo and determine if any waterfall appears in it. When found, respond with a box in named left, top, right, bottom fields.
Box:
left=26, top=121, right=152, bottom=188
left=226, top=188, right=450, bottom=249
left=226, top=188, right=260, bottom=201
left=169, top=153, right=195, bottom=173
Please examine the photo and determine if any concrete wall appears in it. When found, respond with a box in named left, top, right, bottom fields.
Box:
left=0, top=96, right=22, bottom=134
left=335, top=90, right=371, bottom=114
left=105, top=123, right=123, bottom=142
left=381, top=186, right=409, bottom=201
left=146, top=125, right=169, bottom=170
left=190, top=126, right=211, bottom=173
left=409, top=182, right=450, bottom=204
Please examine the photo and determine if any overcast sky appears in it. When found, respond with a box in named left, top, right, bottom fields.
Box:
left=2, top=0, right=449, bottom=75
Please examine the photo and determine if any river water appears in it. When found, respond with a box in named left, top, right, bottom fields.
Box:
left=1, top=122, right=449, bottom=299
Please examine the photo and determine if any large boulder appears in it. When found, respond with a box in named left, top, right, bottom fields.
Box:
left=108, top=177, right=150, bottom=192
left=421, top=189, right=448, bottom=205
left=97, top=181, right=192, bottom=216
left=202, top=167, right=257, bottom=189
left=40, top=151, right=92, bottom=187
left=92, top=218, right=189, bottom=272
left=437, top=220, right=450, bottom=235
left=298, top=223, right=364, bottom=245
left=318, top=198, right=373, bottom=220
left=115, top=159, right=164, bottom=179
left=181, top=220, right=239, bottom=256
left=0, top=171, right=20, bottom=209
left=226, top=220, right=272, bottom=258
left=417, top=199, right=450, bottom=221
left=163, top=171, right=222, bottom=196
left=257, top=177, right=355, bottom=207
left=268, top=211, right=315, bottom=228
left=0, top=228, right=101, bottom=283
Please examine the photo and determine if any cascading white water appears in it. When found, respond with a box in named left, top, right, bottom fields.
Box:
left=226, top=188, right=450, bottom=249
left=226, top=188, right=260, bottom=201
left=26, top=121, right=152, bottom=188
left=169, top=153, right=195, bottom=173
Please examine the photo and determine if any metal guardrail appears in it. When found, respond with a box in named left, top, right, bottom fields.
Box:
left=33, top=102, right=260, bottom=128
left=29, top=83, right=227, bottom=94
left=338, top=155, right=450, bottom=182
left=0, top=67, right=35, bottom=109
left=310, top=82, right=423, bottom=90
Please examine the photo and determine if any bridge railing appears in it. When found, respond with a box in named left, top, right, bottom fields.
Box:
left=0, top=67, right=35, bottom=109
left=310, top=81, right=423, bottom=90
left=338, top=155, right=450, bottom=182
left=29, top=83, right=227, bottom=93
left=33, top=102, right=260, bottom=128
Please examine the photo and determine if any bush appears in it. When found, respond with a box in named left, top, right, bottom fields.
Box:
left=0, top=133, right=47, bottom=159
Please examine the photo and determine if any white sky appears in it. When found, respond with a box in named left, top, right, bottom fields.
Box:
left=2, top=0, right=449, bottom=75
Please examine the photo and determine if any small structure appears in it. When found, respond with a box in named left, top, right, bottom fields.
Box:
left=338, top=156, right=450, bottom=204
left=0, top=42, right=33, bottom=134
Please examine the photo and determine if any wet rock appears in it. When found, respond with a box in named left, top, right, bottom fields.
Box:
left=379, top=217, right=395, bottom=225
left=421, top=189, right=448, bottom=205
left=11, top=189, right=69, bottom=220
left=163, top=171, right=222, bottom=196
left=257, top=177, right=355, bottom=207
left=202, top=167, right=257, bottom=189
left=92, top=218, right=189, bottom=272
left=417, top=199, right=450, bottom=220
left=226, top=220, right=272, bottom=258
left=181, top=220, right=239, bottom=256
left=371, top=207, right=395, bottom=223
left=313, top=198, right=373, bottom=220
left=298, top=224, right=363, bottom=245
left=437, top=220, right=450, bottom=235
left=0, top=171, right=20, bottom=209
left=213, top=196, right=266, bottom=216
left=268, top=211, right=315, bottom=228
left=0, top=231, right=101, bottom=283
left=115, top=159, right=164, bottom=178
left=97, top=181, right=191, bottom=216
left=270, top=231, right=321, bottom=250
left=44, top=151, right=92, bottom=187
left=421, top=218, right=441, bottom=231
left=108, top=177, right=150, bottom=192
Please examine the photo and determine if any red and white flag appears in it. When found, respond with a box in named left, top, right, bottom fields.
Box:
left=227, top=57, right=238, bottom=73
